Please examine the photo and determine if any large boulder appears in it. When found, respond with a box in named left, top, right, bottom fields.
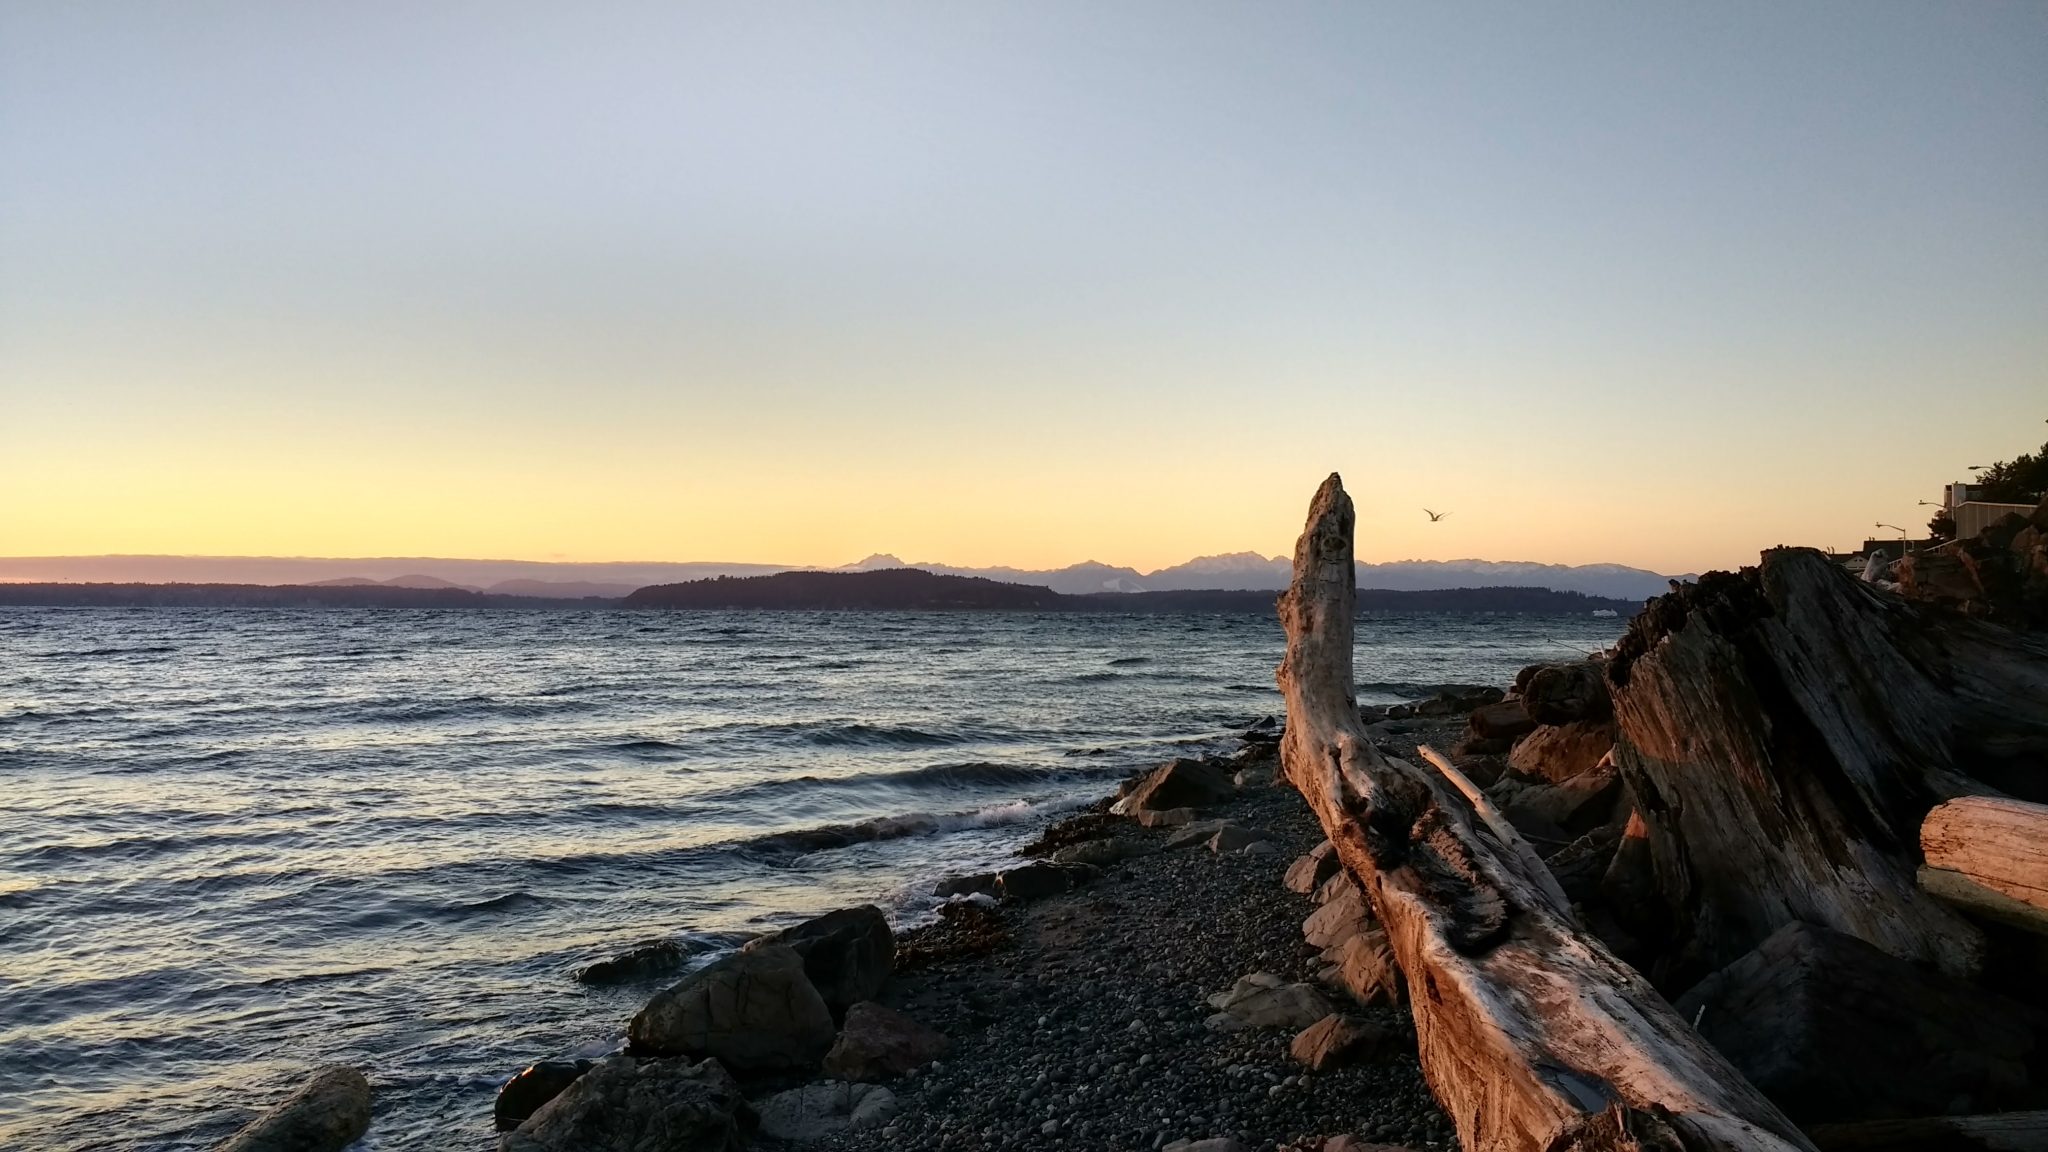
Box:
left=1506, top=720, right=1615, bottom=785
left=628, top=943, right=836, bottom=1073
left=1517, top=660, right=1612, bottom=725
left=1468, top=701, right=1536, bottom=741
left=752, top=905, right=893, bottom=1014
left=499, top=1056, right=746, bottom=1152
left=754, top=1082, right=898, bottom=1141
left=219, top=1066, right=371, bottom=1152
left=1114, top=757, right=1233, bottom=814
left=1204, top=973, right=1335, bottom=1032
left=1493, top=759, right=1622, bottom=840
left=495, top=1060, right=593, bottom=1132
left=997, top=862, right=1081, bottom=901
left=821, top=1001, right=950, bottom=1081
left=1675, top=923, right=2046, bottom=1124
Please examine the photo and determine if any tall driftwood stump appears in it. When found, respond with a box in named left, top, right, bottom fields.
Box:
left=1605, top=549, right=2048, bottom=991
left=1275, top=474, right=1810, bottom=1152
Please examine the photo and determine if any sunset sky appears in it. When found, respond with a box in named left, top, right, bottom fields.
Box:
left=3, top=2, right=2044, bottom=575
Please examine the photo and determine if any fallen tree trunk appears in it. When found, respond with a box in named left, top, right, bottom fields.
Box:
left=1605, top=550, right=2048, bottom=991
left=1807, top=1111, right=2048, bottom=1152
left=1276, top=474, right=1811, bottom=1152
left=1921, top=796, right=2048, bottom=936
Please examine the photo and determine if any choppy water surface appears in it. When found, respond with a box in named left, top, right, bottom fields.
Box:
left=0, top=608, right=1623, bottom=1149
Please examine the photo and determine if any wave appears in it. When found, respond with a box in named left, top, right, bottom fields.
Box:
left=800, top=723, right=971, bottom=747
left=1107, top=656, right=1152, bottom=666
left=34, top=645, right=179, bottom=659
left=608, top=738, right=688, bottom=756
left=735, top=797, right=1075, bottom=861
left=439, top=891, right=546, bottom=919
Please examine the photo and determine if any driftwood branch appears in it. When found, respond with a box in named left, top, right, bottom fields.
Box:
left=1276, top=473, right=1811, bottom=1152
left=1417, top=743, right=1576, bottom=920
left=1920, top=796, right=2048, bottom=936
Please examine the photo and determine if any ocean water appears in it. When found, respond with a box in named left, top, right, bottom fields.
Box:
left=0, top=607, right=1624, bottom=1150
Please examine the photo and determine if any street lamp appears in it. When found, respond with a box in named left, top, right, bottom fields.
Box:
left=1875, top=522, right=1913, bottom=557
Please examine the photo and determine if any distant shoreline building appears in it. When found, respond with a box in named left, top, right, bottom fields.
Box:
left=1940, top=478, right=2036, bottom=543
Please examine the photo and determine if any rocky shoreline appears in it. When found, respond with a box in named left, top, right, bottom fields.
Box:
left=222, top=704, right=1496, bottom=1152
left=489, top=705, right=1491, bottom=1152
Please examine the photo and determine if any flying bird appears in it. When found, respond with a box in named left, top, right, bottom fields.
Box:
left=1423, top=508, right=1451, bottom=522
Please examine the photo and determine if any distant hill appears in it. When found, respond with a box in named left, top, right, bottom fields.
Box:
left=627, top=571, right=1638, bottom=616
left=626, top=568, right=1065, bottom=611
left=1, top=551, right=1688, bottom=600
left=485, top=579, right=640, bottom=599
left=0, top=576, right=1642, bottom=616
left=836, top=554, right=1148, bottom=594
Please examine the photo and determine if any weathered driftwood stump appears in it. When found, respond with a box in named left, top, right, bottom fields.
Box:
left=1276, top=474, right=1810, bottom=1152
left=1605, top=549, right=2048, bottom=991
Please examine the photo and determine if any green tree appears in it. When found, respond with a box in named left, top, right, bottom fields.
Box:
left=1926, top=509, right=1956, bottom=542
left=1977, top=438, right=2048, bottom=504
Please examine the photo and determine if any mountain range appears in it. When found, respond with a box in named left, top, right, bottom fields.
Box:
left=0, top=552, right=1691, bottom=601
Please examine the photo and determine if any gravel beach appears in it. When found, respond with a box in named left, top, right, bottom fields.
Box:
left=804, top=722, right=1468, bottom=1152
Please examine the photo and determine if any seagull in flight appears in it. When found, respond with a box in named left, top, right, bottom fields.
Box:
left=1424, top=508, right=1451, bottom=522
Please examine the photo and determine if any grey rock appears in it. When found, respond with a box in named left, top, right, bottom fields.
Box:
left=575, top=940, right=693, bottom=986
left=1114, top=757, right=1233, bottom=814
left=495, top=1060, right=592, bottom=1132
left=997, top=863, right=1073, bottom=901
left=1204, top=973, right=1335, bottom=1031
left=219, top=1067, right=370, bottom=1152
left=1303, top=884, right=1372, bottom=950
left=628, top=943, right=836, bottom=1072
left=1468, top=700, right=1536, bottom=741
left=933, top=873, right=999, bottom=899
left=498, top=1056, right=745, bottom=1152
left=1517, top=660, right=1611, bottom=725
left=822, top=1001, right=950, bottom=1081
left=1206, top=825, right=1273, bottom=854
left=755, top=1082, right=898, bottom=1141
left=1289, top=1013, right=1389, bottom=1070
left=1322, top=928, right=1403, bottom=1007
left=1284, top=841, right=1341, bottom=895
left=1314, top=870, right=1361, bottom=906
left=1051, top=837, right=1147, bottom=867
left=1507, top=720, right=1616, bottom=785
left=753, top=905, right=893, bottom=1013
left=1162, top=820, right=1234, bottom=850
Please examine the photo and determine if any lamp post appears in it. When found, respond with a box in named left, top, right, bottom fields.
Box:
left=1876, top=522, right=1911, bottom=559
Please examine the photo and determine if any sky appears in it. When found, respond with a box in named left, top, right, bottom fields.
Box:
left=2, top=2, right=2044, bottom=575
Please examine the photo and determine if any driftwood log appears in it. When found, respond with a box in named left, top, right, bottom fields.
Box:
left=1807, top=1111, right=2048, bottom=1152
left=1921, top=796, right=2048, bottom=936
left=1275, top=474, right=1811, bottom=1152
left=1605, top=549, right=2048, bottom=991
